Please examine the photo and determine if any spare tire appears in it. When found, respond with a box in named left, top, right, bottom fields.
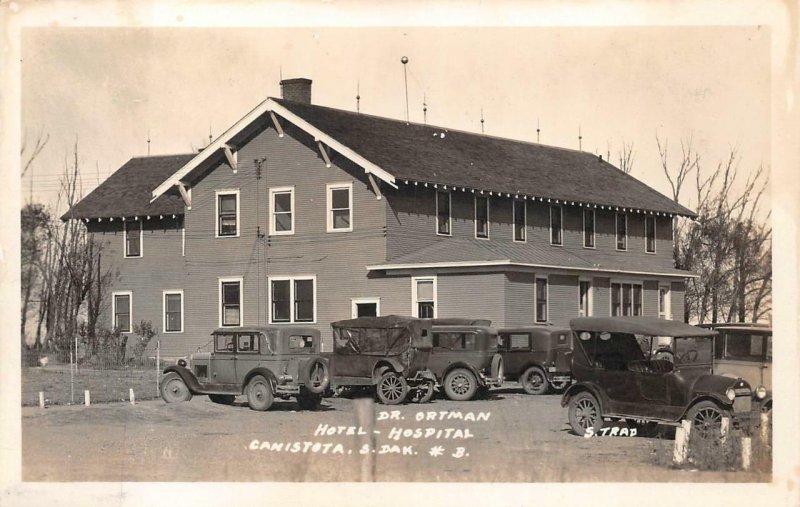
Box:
left=301, top=357, right=330, bottom=394
left=491, top=354, right=504, bottom=383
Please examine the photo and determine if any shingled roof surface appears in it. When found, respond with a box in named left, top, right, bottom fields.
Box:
left=275, top=98, right=695, bottom=217
left=63, top=154, right=194, bottom=220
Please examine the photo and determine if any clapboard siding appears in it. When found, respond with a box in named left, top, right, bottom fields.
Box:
left=505, top=271, right=535, bottom=326
left=671, top=281, right=686, bottom=322
left=548, top=274, right=579, bottom=327
left=437, top=272, right=506, bottom=326
left=593, top=277, right=610, bottom=317
left=643, top=280, right=659, bottom=317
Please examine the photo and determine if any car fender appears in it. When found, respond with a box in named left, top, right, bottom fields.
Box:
left=680, top=394, right=733, bottom=420
left=372, top=359, right=405, bottom=383
left=163, top=365, right=202, bottom=394
left=560, top=381, right=607, bottom=413
left=440, top=362, right=484, bottom=384
left=242, top=367, right=278, bottom=394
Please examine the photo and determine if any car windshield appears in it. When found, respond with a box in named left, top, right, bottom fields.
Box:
left=720, top=332, right=770, bottom=362
left=576, top=331, right=645, bottom=370
left=635, top=334, right=712, bottom=365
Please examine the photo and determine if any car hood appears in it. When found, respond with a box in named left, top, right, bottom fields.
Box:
left=690, top=373, right=750, bottom=395
left=190, top=352, right=212, bottom=362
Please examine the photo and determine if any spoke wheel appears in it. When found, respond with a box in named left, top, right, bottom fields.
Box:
left=161, top=372, right=192, bottom=403
left=246, top=375, right=274, bottom=411
left=687, top=401, right=727, bottom=439
left=410, top=381, right=435, bottom=403
left=376, top=372, right=408, bottom=405
left=443, top=368, right=478, bottom=401
left=520, top=367, right=549, bottom=395
left=568, top=392, right=604, bottom=435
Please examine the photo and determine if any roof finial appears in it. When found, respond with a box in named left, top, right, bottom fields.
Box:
left=356, top=81, right=361, bottom=113
left=147, top=129, right=151, bottom=156
left=536, top=118, right=540, bottom=144
left=423, top=93, right=427, bottom=125
left=208, top=125, right=213, bottom=146
left=578, top=125, right=582, bottom=151
left=480, top=108, right=485, bottom=134
left=401, top=56, right=410, bottom=124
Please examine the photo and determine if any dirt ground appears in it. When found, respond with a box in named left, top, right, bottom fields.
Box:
left=22, top=387, right=770, bottom=483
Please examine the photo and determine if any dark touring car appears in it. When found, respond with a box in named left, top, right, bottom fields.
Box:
left=561, top=317, right=755, bottom=437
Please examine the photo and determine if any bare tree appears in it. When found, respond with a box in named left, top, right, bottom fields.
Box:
left=604, top=139, right=635, bottom=174
left=21, top=129, right=50, bottom=179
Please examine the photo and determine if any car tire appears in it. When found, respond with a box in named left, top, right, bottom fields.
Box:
left=520, top=366, right=549, bottom=395
left=549, top=379, right=570, bottom=393
left=409, top=381, right=435, bottom=403
left=296, top=392, right=323, bottom=411
left=376, top=371, right=408, bottom=405
left=160, top=372, right=193, bottom=403
left=302, top=358, right=330, bottom=395
left=443, top=368, right=478, bottom=401
left=491, top=354, right=504, bottom=383
left=245, top=375, right=274, bottom=411
left=568, top=391, right=604, bottom=436
left=686, top=400, right=729, bottom=439
left=208, top=394, right=236, bottom=405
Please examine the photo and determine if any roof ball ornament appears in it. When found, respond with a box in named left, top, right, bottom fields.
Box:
left=401, top=56, right=409, bottom=64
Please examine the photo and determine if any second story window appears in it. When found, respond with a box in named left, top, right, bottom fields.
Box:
left=474, top=196, right=489, bottom=239
left=513, top=200, right=526, bottom=242
left=436, top=190, right=451, bottom=236
left=269, top=187, right=295, bottom=235
left=327, top=182, right=353, bottom=232
left=645, top=215, right=656, bottom=253
left=124, top=221, right=142, bottom=257
left=220, top=278, right=242, bottom=326
left=583, top=208, right=595, bottom=248
left=217, top=190, right=239, bottom=237
left=550, top=204, right=562, bottom=245
left=616, top=212, right=627, bottom=250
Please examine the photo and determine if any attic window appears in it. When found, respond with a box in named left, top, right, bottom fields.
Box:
left=550, top=205, right=562, bottom=245
left=124, top=221, right=142, bottom=258
left=216, top=190, right=239, bottom=237
left=474, top=196, right=489, bottom=239
left=436, top=190, right=451, bottom=236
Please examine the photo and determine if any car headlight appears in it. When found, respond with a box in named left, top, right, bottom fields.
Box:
left=725, top=387, right=736, bottom=401
left=177, top=357, right=188, bottom=367
left=755, top=386, right=767, bottom=399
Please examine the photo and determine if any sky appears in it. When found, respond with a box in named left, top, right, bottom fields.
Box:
left=21, top=26, right=771, bottom=215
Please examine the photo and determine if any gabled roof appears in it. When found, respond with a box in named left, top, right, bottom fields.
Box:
left=273, top=99, right=696, bottom=217
left=62, top=154, right=194, bottom=220
left=366, top=239, right=695, bottom=278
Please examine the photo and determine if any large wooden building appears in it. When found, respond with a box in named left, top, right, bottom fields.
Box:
left=65, top=78, right=696, bottom=357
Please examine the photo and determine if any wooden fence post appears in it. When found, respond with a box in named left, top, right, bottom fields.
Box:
left=354, top=397, right=376, bottom=482
left=673, top=419, right=692, bottom=465
left=38, top=392, right=45, bottom=409
left=741, top=437, right=752, bottom=470
left=129, top=388, right=136, bottom=405
left=720, top=417, right=730, bottom=444
left=156, top=340, right=161, bottom=397
left=760, top=412, right=770, bottom=443
left=84, top=390, right=91, bottom=406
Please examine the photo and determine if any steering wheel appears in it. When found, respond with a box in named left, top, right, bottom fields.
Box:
left=653, top=347, right=674, bottom=362
left=226, top=342, right=235, bottom=352
left=677, top=349, right=699, bottom=364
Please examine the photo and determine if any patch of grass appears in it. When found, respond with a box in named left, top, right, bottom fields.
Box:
left=22, top=366, right=162, bottom=406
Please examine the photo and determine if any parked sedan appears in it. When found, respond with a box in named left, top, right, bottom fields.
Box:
left=498, top=326, right=573, bottom=395
left=561, top=317, right=756, bottom=437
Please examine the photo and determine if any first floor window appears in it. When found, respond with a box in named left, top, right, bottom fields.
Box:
left=583, top=209, right=595, bottom=248
left=436, top=191, right=451, bottom=235
left=535, top=278, right=548, bottom=322
left=220, top=279, right=241, bottom=326
left=550, top=205, right=562, bottom=245
left=164, top=291, right=183, bottom=333
left=579, top=281, right=591, bottom=316
left=658, top=285, right=671, bottom=319
left=616, top=212, right=627, bottom=250
left=352, top=298, right=380, bottom=318
left=113, top=292, right=131, bottom=333
left=327, top=183, right=353, bottom=232
left=513, top=200, right=526, bottom=242
left=645, top=215, right=656, bottom=253
left=474, top=196, right=489, bottom=239
left=270, top=277, right=316, bottom=323
left=413, top=277, right=436, bottom=318
left=217, top=191, right=239, bottom=237
left=611, top=283, right=642, bottom=316
left=270, top=187, right=294, bottom=235
left=124, top=221, right=141, bottom=257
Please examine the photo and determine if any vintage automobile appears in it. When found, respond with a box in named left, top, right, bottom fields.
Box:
left=329, top=315, right=436, bottom=405
left=160, top=326, right=329, bottom=411
left=428, top=319, right=504, bottom=401
left=701, top=323, right=772, bottom=412
left=561, top=317, right=756, bottom=437
left=498, top=326, right=573, bottom=395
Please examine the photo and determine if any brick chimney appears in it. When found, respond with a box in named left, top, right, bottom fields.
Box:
left=280, top=78, right=312, bottom=104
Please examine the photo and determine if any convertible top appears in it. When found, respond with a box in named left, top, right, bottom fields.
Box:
left=570, top=316, right=717, bottom=337
left=332, top=315, right=421, bottom=329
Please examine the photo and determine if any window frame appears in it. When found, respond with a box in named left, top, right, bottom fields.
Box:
left=123, top=220, right=143, bottom=258
left=535, top=276, right=549, bottom=323
left=513, top=199, right=527, bottom=243
left=615, top=212, right=627, bottom=251
left=583, top=208, right=595, bottom=249
left=645, top=215, right=657, bottom=253
left=268, top=275, right=318, bottom=324
left=112, top=290, right=133, bottom=334
left=578, top=279, right=592, bottom=317
left=351, top=297, right=381, bottom=319
left=218, top=276, right=243, bottom=328
left=658, top=283, right=671, bottom=319
left=215, top=189, right=240, bottom=238
left=550, top=204, right=563, bottom=246
left=162, top=289, right=184, bottom=334
left=269, top=186, right=295, bottom=236
left=411, top=276, right=437, bottom=318
left=610, top=280, right=643, bottom=317
left=326, top=182, right=353, bottom=233
left=474, top=195, right=490, bottom=240
left=435, top=190, right=452, bottom=236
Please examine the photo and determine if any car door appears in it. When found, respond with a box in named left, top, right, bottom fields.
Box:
left=234, top=332, right=262, bottom=383
left=210, top=332, right=238, bottom=388
left=501, top=332, right=531, bottom=379
left=590, top=333, right=638, bottom=414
